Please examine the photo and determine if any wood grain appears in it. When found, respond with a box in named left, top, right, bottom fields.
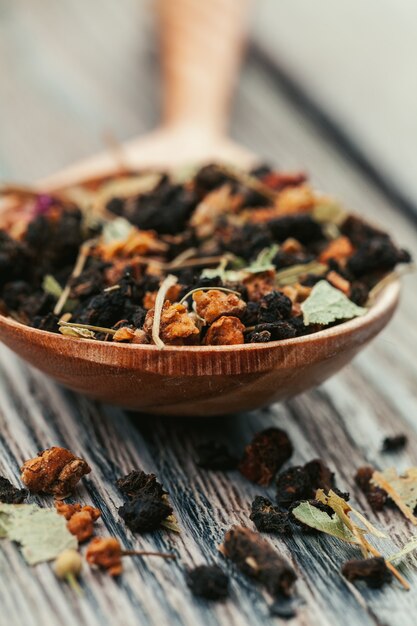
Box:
left=1, top=1, right=417, bottom=625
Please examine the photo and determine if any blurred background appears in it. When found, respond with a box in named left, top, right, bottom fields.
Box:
left=0, top=0, right=416, bottom=219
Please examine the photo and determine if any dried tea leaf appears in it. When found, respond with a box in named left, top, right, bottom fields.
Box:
left=42, top=274, right=63, bottom=299
left=301, top=280, right=366, bottom=326
left=372, top=468, right=417, bottom=524
left=291, top=501, right=360, bottom=544
left=275, top=261, right=327, bottom=287
left=387, top=536, right=417, bottom=564
left=246, top=244, right=280, bottom=274
left=102, top=217, right=134, bottom=244
left=59, top=326, right=96, bottom=339
left=0, top=503, right=77, bottom=565
left=313, top=202, right=347, bottom=226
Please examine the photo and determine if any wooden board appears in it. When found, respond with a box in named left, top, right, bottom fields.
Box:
left=1, top=1, right=417, bottom=625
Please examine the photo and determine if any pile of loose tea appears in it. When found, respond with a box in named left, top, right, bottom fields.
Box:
left=0, top=164, right=411, bottom=346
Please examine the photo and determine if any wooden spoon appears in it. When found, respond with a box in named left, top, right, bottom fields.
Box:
left=0, top=0, right=400, bottom=416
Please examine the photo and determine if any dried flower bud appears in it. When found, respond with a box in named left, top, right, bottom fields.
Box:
left=86, top=537, right=123, bottom=576
left=54, top=549, right=83, bottom=578
left=67, top=510, right=95, bottom=543
left=20, top=447, right=91, bottom=497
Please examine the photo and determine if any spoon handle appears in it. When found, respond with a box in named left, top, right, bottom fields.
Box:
left=157, top=0, right=251, bottom=138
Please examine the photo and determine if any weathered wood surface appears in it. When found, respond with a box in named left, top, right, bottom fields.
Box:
left=1, top=1, right=417, bottom=625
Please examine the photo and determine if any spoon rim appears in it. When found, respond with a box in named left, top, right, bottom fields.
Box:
left=0, top=279, right=400, bottom=353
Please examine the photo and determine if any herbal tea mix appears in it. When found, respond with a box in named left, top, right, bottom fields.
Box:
left=0, top=164, right=411, bottom=347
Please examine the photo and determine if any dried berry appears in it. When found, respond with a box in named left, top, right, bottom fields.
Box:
left=67, top=510, right=96, bottom=543
left=257, top=290, right=292, bottom=323
left=276, top=459, right=335, bottom=508
left=186, top=565, right=229, bottom=600
left=20, top=447, right=91, bottom=497
left=0, top=476, right=27, bottom=504
left=86, top=537, right=123, bottom=576
left=116, top=470, right=166, bottom=500
left=250, top=496, right=292, bottom=534
left=239, top=428, right=293, bottom=486
left=382, top=434, right=407, bottom=453
left=355, top=466, right=387, bottom=511
left=268, top=214, right=324, bottom=245
left=220, top=526, right=297, bottom=597
left=195, top=442, right=238, bottom=471
left=118, top=496, right=172, bottom=533
left=341, top=557, right=392, bottom=588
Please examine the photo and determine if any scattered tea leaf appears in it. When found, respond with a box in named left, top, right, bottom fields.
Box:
left=59, top=326, right=96, bottom=339
left=42, top=275, right=63, bottom=299
left=301, top=280, right=366, bottom=326
left=246, top=244, right=280, bottom=274
left=102, top=217, right=134, bottom=244
left=275, top=261, right=327, bottom=287
left=291, top=501, right=359, bottom=544
left=0, top=503, right=77, bottom=565
left=313, top=202, right=347, bottom=225
left=372, top=468, right=417, bottom=524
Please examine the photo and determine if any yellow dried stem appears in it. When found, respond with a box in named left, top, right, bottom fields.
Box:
left=152, top=274, right=178, bottom=349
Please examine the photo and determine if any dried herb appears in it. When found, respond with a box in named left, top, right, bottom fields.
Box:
left=20, top=447, right=91, bottom=498
left=276, top=459, right=336, bottom=508
left=291, top=500, right=359, bottom=543
left=372, top=467, right=417, bottom=524
left=341, top=557, right=392, bottom=589
left=0, top=503, right=77, bottom=565
left=186, top=565, right=229, bottom=600
left=239, top=428, right=293, bottom=486
left=195, top=441, right=238, bottom=471
left=85, top=537, right=175, bottom=576
left=387, top=536, right=417, bottom=564
left=219, top=525, right=297, bottom=597
left=250, top=496, right=292, bottom=534
left=382, top=435, right=407, bottom=453
left=0, top=476, right=27, bottom=504
left=0, top=164, right=411, bottom=345
left=301, top=280, right=366, bottom=326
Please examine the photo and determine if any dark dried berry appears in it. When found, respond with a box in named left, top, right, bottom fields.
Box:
left=349, top=281, right=369, bottom=306
left=32, top=312, right=60, bottom=332
left=226, top=223, right=274, bottom=262
left=245, top=330, right=271, bottom=343
left=382, top=434, right=407, bottom=453
left=258, top=291, right=292, bottom=323
left=195, top=441, right=238, bottom=471
left=252, top=321, right=299, bottom=341
left=250, top=496, right=292, bottom=534
left=340, top=215, right=386, bottom=247
left=194, top=164, right=233, bottom=195
left=272, top=249, right=314, bottom=270
left=239, top=428, right=293, bottom=486
left=118, top=496, right=172, bottom=533
left=269, top=598, right=297, bottom=619
left=276, top=459, right=336, bottom=508
left=0, top=476, right=28, bottom=504
left=268, top=214, right=324, bottom=245
left=186, top=565, right=229, bottom=600
left=355, top=466, right=387, bottom=511
left=116, top=470, right=166, bottom=500
left=341, top=557, right=392, bottom=588
left=220, top=526, right=297, bottom=597
left=240, top=301, right=260, bottom=326
left=347, top=237, right=411, bottom=277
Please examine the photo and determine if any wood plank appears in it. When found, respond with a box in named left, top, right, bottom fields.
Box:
left=1, top=1, right=417, bottom=625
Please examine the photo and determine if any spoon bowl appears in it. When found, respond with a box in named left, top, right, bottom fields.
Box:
left=0, top=280, right=399, bottom=416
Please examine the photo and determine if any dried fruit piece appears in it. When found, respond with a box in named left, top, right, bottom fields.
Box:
left=219, top=526, right=297, bottom=597
left=341, top=557, right=392, bottom=589
left=276, top=459, right=335, bottom=508
left=186, top=565, right=229, bottom=600
left=250, top=496, right=292, bottom=534
left=204, top=316, right=245, bottom=345
left=20, top=447, right=91, bottom=498
left=67, top=511, right=96, bottom=543
left=116, top=470, right=166, bottom=500
left=86, top=537, right=123, bottom=576
left=0, top=476, right=27, bottom=504
left=143, top=301, right=200, bottom=346
left=192, top=289, right=246, bottom=324
left=118, top=497, right=173, bottom=533
left=239, top=428, right=293, bottom=486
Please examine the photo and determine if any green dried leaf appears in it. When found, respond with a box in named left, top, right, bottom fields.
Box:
left=42, top=275, right=63, bottom=299
left=246, top=244, right=280, bottom=274
left=313, top=202, right=347, bottom=225
left=275, top=261, right=327, bottom=287
left=0, top=503, right=77, bottom=565
left=291, top=501, right=360, bottom=544
left=372, top=467, right=417, bottom=524
left=102, top=217, right=134, bottom=244
left=301, top=280, right=366, bottom=326
left=387, top=536, right=417, bottom=564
